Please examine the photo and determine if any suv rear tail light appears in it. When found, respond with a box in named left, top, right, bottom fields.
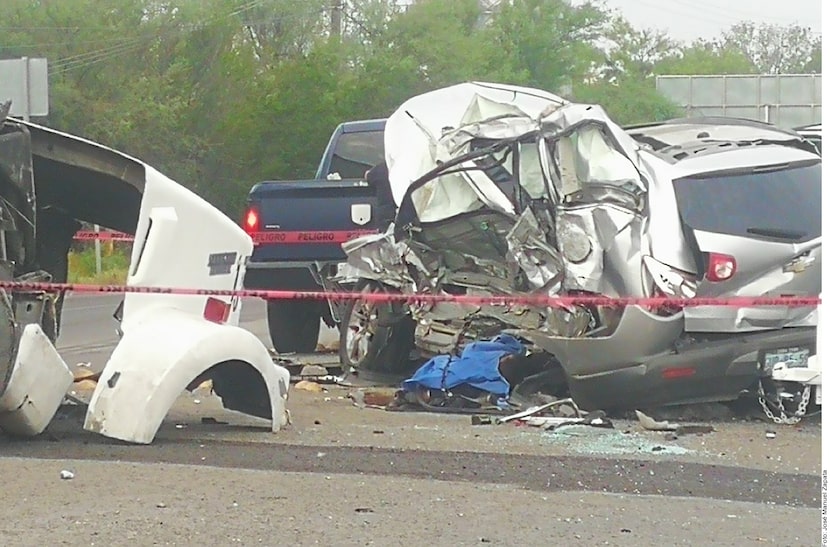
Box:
left=705, top=253, right=736, bottom=282
left=242, top=205, right=260, bottom=235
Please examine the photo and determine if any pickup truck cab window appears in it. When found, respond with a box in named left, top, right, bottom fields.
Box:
left=327, top=130, right=385, bottom=180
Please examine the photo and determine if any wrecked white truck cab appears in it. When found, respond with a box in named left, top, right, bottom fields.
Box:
left=84, top=166, right=291, bottom=443
left=0, top=109, right=290, bottom=442
left=337, top=82, right=821, bottom=414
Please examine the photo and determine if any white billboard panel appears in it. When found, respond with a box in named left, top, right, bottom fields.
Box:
left=657, top=74, right=821, bottom=128
left=0, top=58, right=49, bottom=118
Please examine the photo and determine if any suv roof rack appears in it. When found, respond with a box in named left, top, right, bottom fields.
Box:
left=625, top=116, right=813, bottom=162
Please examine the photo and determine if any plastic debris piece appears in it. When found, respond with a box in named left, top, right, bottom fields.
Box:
left=299, top=365, right=329, bottom=377
left=635, top=410, right=679, bottom=431
left=498, top=398, right=584, bottom=424
left=294, top=380, right=324, bottom=393
left=60, top=470, right=75, bottom=480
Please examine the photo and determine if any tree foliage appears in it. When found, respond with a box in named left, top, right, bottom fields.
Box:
left=0, top=0, right=821, bottom=217
left=654, top=40, right=757, bottom=75
left=720, top=22, right=821, bottom=74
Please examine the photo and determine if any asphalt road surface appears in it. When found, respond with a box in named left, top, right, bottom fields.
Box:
left=57, top=294, right=335, bottom=372
left=10, top=294, right=818, bottom=545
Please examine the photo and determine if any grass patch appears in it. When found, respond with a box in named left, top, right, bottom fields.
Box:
left=68, top=245, right=131, bottom=285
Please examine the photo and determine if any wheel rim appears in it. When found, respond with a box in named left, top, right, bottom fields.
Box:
left=345, top=298, right=378, bottom=366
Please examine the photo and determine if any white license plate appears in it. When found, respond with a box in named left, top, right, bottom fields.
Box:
left=763, top=347, right=810, bottom=370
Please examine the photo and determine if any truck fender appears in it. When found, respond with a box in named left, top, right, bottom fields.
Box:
left=0, top=323, right=73, bottom=436
left=84, top=309, right=290, bottom=444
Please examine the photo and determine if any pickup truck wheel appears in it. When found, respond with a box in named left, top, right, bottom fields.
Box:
left=267, top=300, right=321, bottom=353
left=339, top=280, right=415, bottom=381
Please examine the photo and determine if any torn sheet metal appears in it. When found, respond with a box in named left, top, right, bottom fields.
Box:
left=554, top=205, right=644, bottom=296
left=337, top=226, right=418, bottom=289
left=0, top=323, right=73, bottom=436
left=340, top=81, right=664, bottom=360
left=386, top=83, right=646, bottom=225
left=385, top=82, right=570, bottom=207
left=496, top=398, right=584, bottom=423
left=505, top=208, right=563, bottom=292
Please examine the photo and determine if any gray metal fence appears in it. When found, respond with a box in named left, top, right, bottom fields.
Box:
left=656, top=74, right=821, bottom=128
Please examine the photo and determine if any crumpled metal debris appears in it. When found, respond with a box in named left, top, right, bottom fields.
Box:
left=495, top=398, right=613, bottom=430
left=337, top=82, right=688, bottom=375
left=635, top=410, right=679, bottom=431
left=635, top=410, right=714, bottom=436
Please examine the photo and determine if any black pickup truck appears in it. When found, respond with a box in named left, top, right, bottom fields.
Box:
left=242, top=119, right=387, bottom=353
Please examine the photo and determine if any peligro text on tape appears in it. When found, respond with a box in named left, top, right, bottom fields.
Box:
left=73, top=231, right=134, bottom=242
left=72, top=229, right=379, bottom=244
left=0, top=280, right=820, bottom=308
left=249, top=229, right=377, bottom=244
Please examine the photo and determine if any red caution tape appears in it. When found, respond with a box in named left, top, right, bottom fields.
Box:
left=73, top=229, right=378, bottom=245
left=250, top=229, right=378, bottom=245
left=74, top=231, right=134, bottom=242
left=0, top=280, right=819, bottom=308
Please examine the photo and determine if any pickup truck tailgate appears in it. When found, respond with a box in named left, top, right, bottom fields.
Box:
left=248, top=180, right=378, bottom=264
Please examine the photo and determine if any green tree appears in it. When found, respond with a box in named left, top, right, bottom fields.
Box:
left=488, top=0, right=607, bottom=92
left=0, top=0, right=718, bottom=217
left=573, top=79, right=681, bottom=126
left=600, top=18, right=680, bottom=81
left=654, top=39, right=757, bottom=75
left=720, top=22, right=821, bottom=74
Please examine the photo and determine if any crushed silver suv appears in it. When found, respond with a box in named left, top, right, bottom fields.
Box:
left=335, top=83, right=821, bottom=415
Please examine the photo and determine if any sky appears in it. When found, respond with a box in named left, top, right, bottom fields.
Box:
left=597, top=0, right=822, bottom=43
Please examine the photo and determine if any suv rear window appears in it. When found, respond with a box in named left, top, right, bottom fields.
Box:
left=326, top=130, right=385, bottom=179
left=673, top=161, right=822, bottom=242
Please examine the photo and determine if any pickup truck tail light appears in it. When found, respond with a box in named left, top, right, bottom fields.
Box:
left=242, top=205, right=260, bottom=235
left=705, top=253, right=737, bottom=282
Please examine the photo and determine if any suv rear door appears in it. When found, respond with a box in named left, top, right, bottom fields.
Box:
left=673, top=158, right=822, bottom=332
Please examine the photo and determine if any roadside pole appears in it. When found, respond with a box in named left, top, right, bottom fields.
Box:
left=21, top=57, right=30, bottom=121
left=94, top=224, right=102, bottom=275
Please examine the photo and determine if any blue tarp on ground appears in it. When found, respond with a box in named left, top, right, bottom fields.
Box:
left=401, top=334, right=525, bottom=397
